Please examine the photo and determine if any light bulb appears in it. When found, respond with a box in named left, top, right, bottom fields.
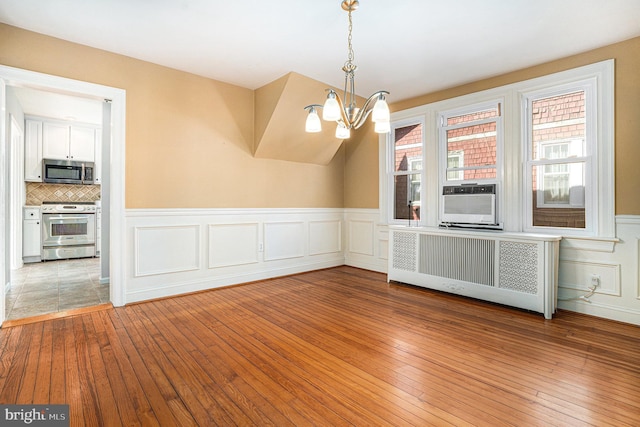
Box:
left=371, top=95, right=390, bottom=123
left=305, top=107, right=322, bottom=133
left=374, top=119, right=390, bottom=134
left=323, top=92, right=341, bottom=121
left=335, top=122, right=350, bottom=139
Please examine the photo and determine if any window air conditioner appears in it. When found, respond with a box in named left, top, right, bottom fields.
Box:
left=440, top=184, right=499, bottom=228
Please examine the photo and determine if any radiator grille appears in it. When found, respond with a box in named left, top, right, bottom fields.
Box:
left=419, top=234, right=495, bottom=286
left=392, top=232, right=417, bottom=271
left=498, top=241, right=539, bottom=294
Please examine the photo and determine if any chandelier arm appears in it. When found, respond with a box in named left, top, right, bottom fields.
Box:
left=351, top=91, right=390, bottom=129
left=328, top=90, right=352, bottom=126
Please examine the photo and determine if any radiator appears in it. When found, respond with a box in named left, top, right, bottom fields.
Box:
left=419, top=234, right=495, bottom=286
left=388, top=227, right=560, bottom=318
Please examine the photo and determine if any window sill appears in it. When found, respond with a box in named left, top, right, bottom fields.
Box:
left=560, top=236, right=619, bottom=253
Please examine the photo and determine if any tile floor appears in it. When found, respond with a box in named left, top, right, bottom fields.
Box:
left=6, top=257, right=109, bottom=320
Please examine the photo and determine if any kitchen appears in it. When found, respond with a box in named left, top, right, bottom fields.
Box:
left=5, top=86, right=109, bottom=321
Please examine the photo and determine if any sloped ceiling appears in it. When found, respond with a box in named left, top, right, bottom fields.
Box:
left=254, top=72, right=349, bottom=165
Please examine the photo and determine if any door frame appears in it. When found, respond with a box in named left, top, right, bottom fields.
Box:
left=9, top=114, right=24, bottom=271
left=0, top=65, right=126, bottom=323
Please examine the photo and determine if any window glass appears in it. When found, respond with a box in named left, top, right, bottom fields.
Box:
left=531, top=91, right=585, bottom=160
left=527, top=89, right=588, bottom=229
left=446, top=151, right=464, bottom=180
left=532, top=163, right=586, bottom=227
left=446, top=106, right=499, bottom=125
left=441, top=102, right=500, bottom=183
left=393, top=123, right=422, bottom=221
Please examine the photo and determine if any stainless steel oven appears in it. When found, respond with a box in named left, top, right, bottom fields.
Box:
left=41, top=202, right=96, bottom=260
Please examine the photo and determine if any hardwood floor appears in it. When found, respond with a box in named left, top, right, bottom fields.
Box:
left=1, top=266, right=639, bottom=426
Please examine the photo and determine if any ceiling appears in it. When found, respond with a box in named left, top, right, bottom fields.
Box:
left=11, top=86, right=103, bottom=124
left=1, top=0, right=640, bottom=104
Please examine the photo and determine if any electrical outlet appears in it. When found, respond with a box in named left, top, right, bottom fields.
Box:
left=590, top=274, right=600, bottom=288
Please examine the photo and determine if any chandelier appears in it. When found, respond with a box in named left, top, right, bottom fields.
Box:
left=304, top=0, right=390, bottom=139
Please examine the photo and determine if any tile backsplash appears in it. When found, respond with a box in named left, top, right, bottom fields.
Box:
left=26, top=183, right=101, bottom=206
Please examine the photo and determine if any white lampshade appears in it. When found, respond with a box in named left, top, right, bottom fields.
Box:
left=305, top=108, right=322, bottom=133
left=335, top=122, right=350, bottom=139
left=374, top=119, right=390, bottom=134
left=371, top=95, right=390, bottom=123
left=323, top=93, right=342, bottom=121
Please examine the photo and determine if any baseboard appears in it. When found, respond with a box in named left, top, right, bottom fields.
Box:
left=345, top=257, right=387, bottom=274
left=125, top=259, right=344, bottom=304
left=558, top=299, right=640, bottom=326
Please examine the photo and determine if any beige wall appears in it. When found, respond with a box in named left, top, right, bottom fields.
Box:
left=345, top=36, right=640, bottom=215
left=344, top=122, right=379, bottom=208
left=2, top=24, right=638, bottom=213
left=0, top=24, right=344, bottom=208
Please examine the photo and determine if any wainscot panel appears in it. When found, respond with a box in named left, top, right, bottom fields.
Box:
left=309, top=220, right=342, bottom=255
left=558, top=259, right=621, bottom=296
left=125, top=208, right=344, bottom=303
left=344, top=209, right=388, bottom=273
left=134, top=225, right=200, bottom=277
left=264, top=221, right=305, bottom=261
left=208, top=223, right=259, bottom=268
left=557, top=216, right=640, bottom=325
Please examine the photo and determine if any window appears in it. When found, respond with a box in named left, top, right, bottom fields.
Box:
left=446, top=151, right=464, bottom=180
left=525, top=87, right=592, bottom=231
left=408, top=158, right=422, bottom=208
left=537, top=140, right=585, bottom=208
left=439, top=101, right=501, bottom=184
left=390, top=121, right=423, bottom=222
left=382, top=60, right=613, bottom=238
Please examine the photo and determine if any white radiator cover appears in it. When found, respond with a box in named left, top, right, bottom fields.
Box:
left=388, top=227, right=561, bottom=319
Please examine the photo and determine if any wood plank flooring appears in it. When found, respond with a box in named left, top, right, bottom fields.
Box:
left=1, top=266, right=639, bottom=426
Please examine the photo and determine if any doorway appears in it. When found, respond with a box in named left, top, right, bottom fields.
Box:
left=7, top=87, right=106, bottom=321
left=0, top=65, right=126, bottom=323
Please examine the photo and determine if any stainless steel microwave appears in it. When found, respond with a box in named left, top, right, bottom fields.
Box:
left=43, top=159, right=95, bottom=185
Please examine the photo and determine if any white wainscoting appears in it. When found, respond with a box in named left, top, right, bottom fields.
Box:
left=125, top=208, right=345, bottom=303
left=557, top=215, right=640, bottom=325
left=264, top=221, right=305, bottom=261
left=123, top=208, right=640, bottom=325
left=134, top=225, right=200, bottom=277
left=208, top=223, right=259, bottom=268
left=343, top=209, right=388, bottom=273
left=309, top=220, right=342, bottom=255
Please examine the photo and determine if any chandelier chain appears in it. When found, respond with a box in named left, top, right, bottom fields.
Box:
left=347, top=9, right=354, bottom=69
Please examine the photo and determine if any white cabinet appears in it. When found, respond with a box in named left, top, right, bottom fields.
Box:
left=42, top=121, right=96, bottom=162
left=24, top=120, right=43, bottom=182
left=23, top=207, right=41, bottom=262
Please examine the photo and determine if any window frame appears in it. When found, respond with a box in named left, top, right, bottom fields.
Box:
left=438, top=100, right=503, bottom=187
left=386, top=116, right=427, bottom=226
left=380, top=59, right=614, bottom=240
left=522, top=78, right=602, bottom=236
